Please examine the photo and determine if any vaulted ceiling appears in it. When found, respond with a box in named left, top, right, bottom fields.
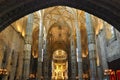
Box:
left=31, top=6, right=89, bottom=58
left=0, top=0, right=120, bottom=32
left=9, top=6, right=107, bottom=58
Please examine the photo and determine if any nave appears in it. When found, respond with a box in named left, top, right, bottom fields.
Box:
left=0, top=6, right=120, bottom=80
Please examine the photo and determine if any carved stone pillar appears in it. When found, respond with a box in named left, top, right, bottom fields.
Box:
left=23, top=14, right=34, bottom=80
left=15, top=52, right=23, bottom=80
left=70, top=36, right=76, bottom=80
left=15, top=43, right=24, bottom=80
left=0, top=42, right=5, bottom=68
left=75, top=19, right=83, bottom=80
left=96, top=35, right=104, bottom=80
left=97, top=66, right=103, bottom=80
left=2, top=47, right=11, bottom=80
left=98, top=29, right=108, bottom=70
left=9, top=51, right=18, bottom=80
left=37, top=11, right=43, bottom=80
left=43, top=40, right=49, bottom=80
left=85, top=13, right=97, bottom=80
left=3, top=30, right=15, bottom=80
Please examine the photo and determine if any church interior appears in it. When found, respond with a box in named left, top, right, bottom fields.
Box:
left=0, top=6, right=120, bottom=80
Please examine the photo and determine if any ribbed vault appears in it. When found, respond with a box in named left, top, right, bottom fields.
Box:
left=0, top=0, right=120, bottom=32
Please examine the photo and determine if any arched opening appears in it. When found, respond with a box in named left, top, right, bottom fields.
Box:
left=45, top=22, right=71, bottom=79
left=0, top=5, right=120, bottom=80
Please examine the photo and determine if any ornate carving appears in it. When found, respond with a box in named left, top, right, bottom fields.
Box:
left=0, top=0, right=120, bottom=32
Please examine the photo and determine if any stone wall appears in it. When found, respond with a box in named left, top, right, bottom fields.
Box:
left=106, top=29, right=120, bottom=62
left=97, top=28, right=120, bottom=63
left=97, top=29, right=108, bottom=70
left=0, top=25, right=24, bottom=80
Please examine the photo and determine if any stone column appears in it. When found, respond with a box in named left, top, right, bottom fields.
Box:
left=3, top=29, right=15, bottom=80
left=23, top=14, right=34, bottom=80
left=43, top=40, right=49, bottom=80
left=85, top=13, right=97, bottom=80
left=0, top=42, right=5, bottom=69
left=96, top=35, right=103, bottom=80
left=97, top=66, right=103, bottom=80
left=70, top=35, right=76, bottom=80
left=2, top=47, right=12, bottom=80
left=99, top=26, right=108, bottom=70
left=15, top=44, right=24, bottom=80
left=97, top=27, right=109, bottom=79
left=37, top=11, right=43, bottom=80
left=15, top=52, right=23, bottom=80
left=75, top=19, right=83, bottom=80
left=9, top=51, right=18, bottom=80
